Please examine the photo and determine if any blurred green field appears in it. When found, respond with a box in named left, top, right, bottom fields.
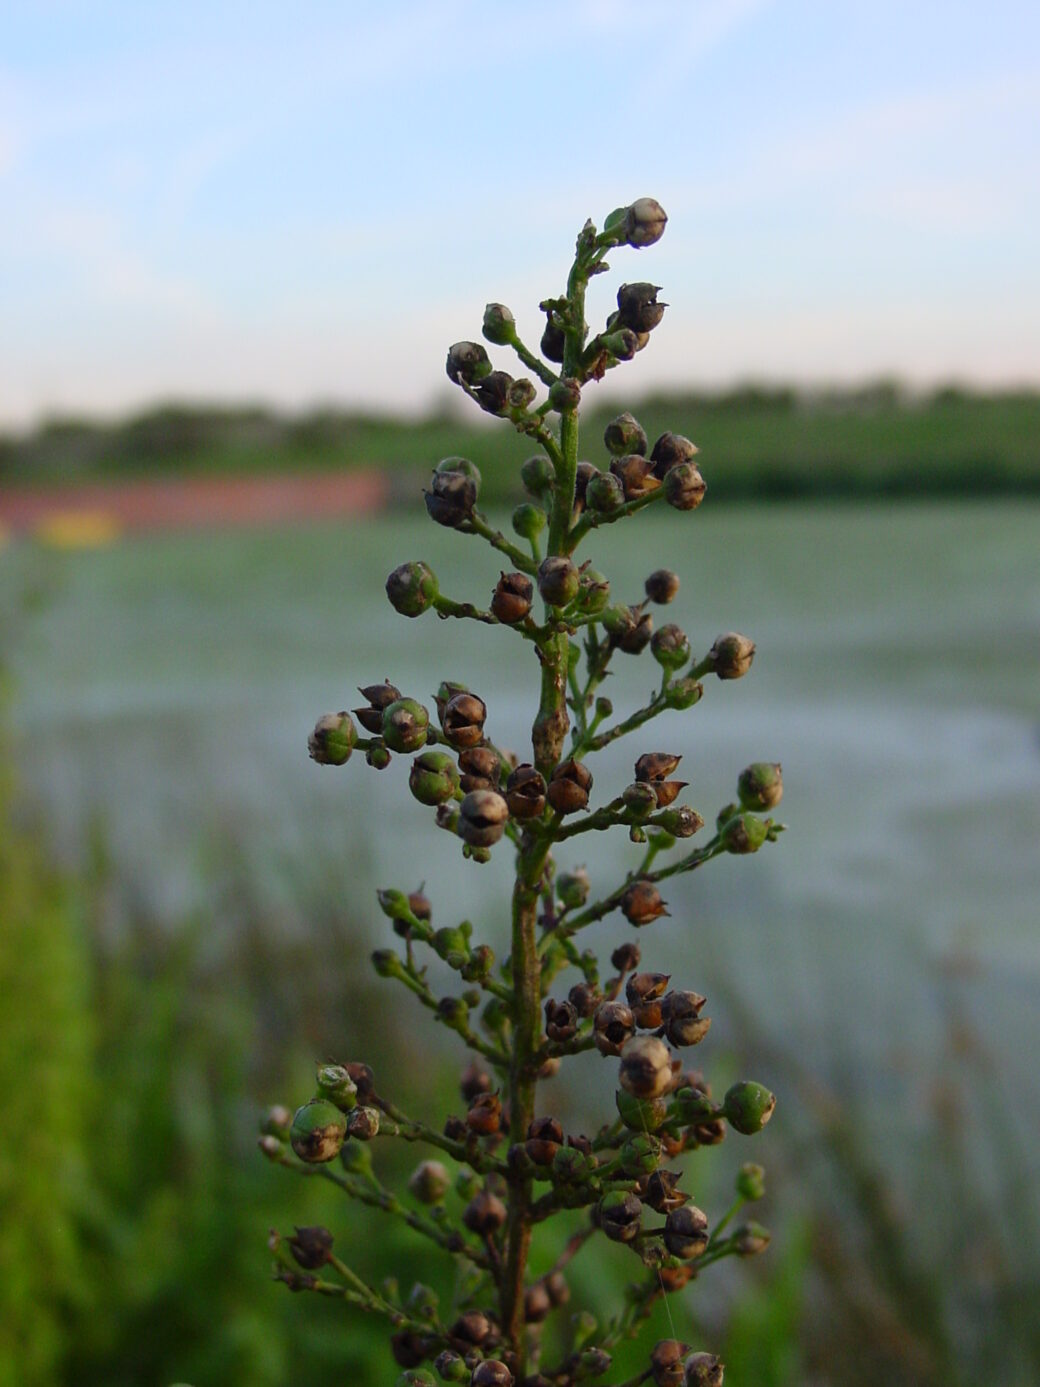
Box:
left=4, top=384, right=1040, bottom=502
left=2, top=500, right=1039, bottom=1386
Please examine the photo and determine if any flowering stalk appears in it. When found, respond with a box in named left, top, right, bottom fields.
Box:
left=265, top=198, right=785, bottom=1387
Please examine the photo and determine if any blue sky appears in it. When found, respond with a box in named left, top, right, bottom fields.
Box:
left=2, top=1, right=1038, bottom=427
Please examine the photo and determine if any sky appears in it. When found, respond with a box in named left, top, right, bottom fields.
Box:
left=1, top=0, right=1038, bottom=429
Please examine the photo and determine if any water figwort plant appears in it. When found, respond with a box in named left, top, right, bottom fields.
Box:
left=263, top=198, right=785, bottom=1387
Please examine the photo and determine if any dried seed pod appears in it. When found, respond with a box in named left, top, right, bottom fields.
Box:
left=308, top=712, right=357, bottom=766
left=617, top=606, right=654, bottom=655
left=685, top=1352, right=724, bottom=1386
left=626, top=972, right=670, bottom=1006
left=386, top=560, right=439, bottom=617
left=593, top=1000, right=636, bottom=1056
left=635, top=752, right=682, bottom=783
left=690, top=1119, right=727, bottom=1147
left=470, top=1360, right=513, bottom=1387
left=664, top=462, right=707, bottom=512
left=474, top=369, right=515, bottom=416
left=662, top=991, right=711, bottom=1047
left=653, top=779, right=688, bottom=808
left=568, top=981, right=599, bottom=1018
left=664, top=1204, right=709, bottom=1260
left=707, top=632, right=755, bottom=680
left=347, top=1105, right=380, bottom=1140
left=540, top=317, right=565, bottom=363
left=604, top=411, right=648, bottom=456
left=651, top=1338, right=692, bottom=1387
left=645, top=568, right=680, bottom=604
left=491, top=572, right=534, bottom=624
left=623, top=197, right=668, bottom=248
left=505, top=764, right=547, bottom=819
left=544, top=997, right=578, bottom=1042
left=524, top=1281, right=553, bottom=1323
left=458, top=790, right=509, bottom=847
left=537, top=555, right=580, bottom=607
left=617, top=282, right=667, bottom=333
left=651, top=623, right=691, bottom=670
left=446, top=341, right=492, bottom=386
left=425, top=467, right=478, bottom=527
left=466, top=1092, right=502, bottom=1135
left=442, top=692, right=487, bottom=750
left=658, top=1261, right=694, bottom=1294
left=451, top=1308, right=493, bottom=1345
left=611, top=941, right=641, bottom=973
left=547, top=759, right=592, bottom=814
left=355, top=680, right=401, bottom=732
left=558, top=867, right=590, bottom=909
left=649, top=432, right=698, bottom=477
left=645, top=1170, right=689, bottom=1215
left=610, top=453, right=660, bottom=502
left=720, top=812, right=769, bottom=855
left=288, top=1225, right=334, bottom=1270
left=290, top=1099, right=347, bottom=1164
left=598, top=1189, right=643, bottom=1243
left=458, top=745, right=501, bottom=792
left=619, top=1035, right=673, bottom=1099
left=586, top=469, right=626, bottom=513
left=460, top=1061, right=492, bottom=1103
left=463, top=1191, right=508, bottom=1237
left=573, top=460, right=598, bottom=512
left=621, top=880, right=668, bottom=926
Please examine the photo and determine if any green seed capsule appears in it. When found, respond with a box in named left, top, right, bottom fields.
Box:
left=408, top=750, right=460, bottom=806
left=308, top=712, right=357, bottom=766
left=381, top=698, right=429, bottom=753
left=315, top=1064, right=359, bottom=1111
left=290, top=1099, right=347, bottom=1163
left=482, top=302, right=515, bottom=345
left=723, top=1080, right=776, bottom=1134
left=737, top=762, right=783, bottom=811
left=719, top=811, right=769, bottom=855
left=386, top=560, right=439, bottom=617
left=512, top=503, right=547, bottom=540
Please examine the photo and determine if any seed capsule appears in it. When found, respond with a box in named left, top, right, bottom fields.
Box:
left=524, top=1281, right=552, bottom=1323
left=646, top=1170, right=688, bottom=1216
left=651, top=1338, right=691, bottom=1387
left=615, top=606, right=653, bottom=655
left=466, top=1091, right=502, bottom=1135
left=664, top=1204, right=709, bottom=1260
left=315, top=1063, right=359, bottom=1111
left=308, top=712, right=357, bottom=765
left=347, top=1105, right=380, bottom=1140
left=482, top=302, right=515, bottom=345
left=635, top=752, right=682, bottom=783
left=290, top=1099, right=347, bottom=1163
left=623, top=197, right=668, bottom=248
left=598, top=1189, right=643, bottom=1243
left=611, top=941, right=641, bottom=973
left=425, top=468, right=478, bottom=527
left=651, top=623, right=691, bottom=670
left=610, top=453, right=660, bottom=501
left=586, top=469, right=625, bottom=513
left=288, top=1224, right=334, bottom=1269
left=620, top=1035, right=672, bottom=1099
left=558, top=867, right=590, bottom=908
left=512, top=502, right=546, bottom=540
left=441, top=692, right=487, bottom=750
left=662, top=991, right=711, bottom=1047
left=719, top=812, right=769, bottom=855
left=537, top=555, right=580, bottom=607
left=434, top=1350, right=468, bottom=1382
left=409, top=1159, right=450, bottom=1203
left=593, top=1000, right=636, bottom=1056
left=386, top=560, right=439, bottom=617
left=547, top=758, right=592, bottom=814
left=540, top=317, right=565, bottom=363
left=685, top=1352, right=724, bottom=1386
left=446, top=341, right=492, bottom=386
left=664, top=462, right=707, bottom=511
left=505, top=763, right=547, bottom=818
left=707, top=632, right=755, bottom=680
left=458, top=790, right=509, bottom=847
left=650, top=432, right=698, bottom=477
left=651, top=779, right=688, bottom=808
left=737, top=762, right=783, bottom=811
left=573, top=460, right=598, bottom=512
left=623, top=781, right=659, bottom=818
left=463, top=1191, right=507, bottom=1236
left=617, top=282, right=667, bottom=333
left=734, top=1220, right=771, bottom=1256
left=355, top=681, right=401, bottom=733
left=645, top=568, right=680, bottom=604
left=723, top=1080, right=776, bottom=1134
left=491, top=571, right=534, bottom=624
left=604, top=411, right=648, bottom=456
left=548, top=377, right=581, bottom=412
left=544, top=997, right=578, bottom=1042
left=568, top=981, right=598, bottom=1018
left=458, top=745, right=501, bottom=792
left=470, top=1361, right=513, bottom=1387
left=621, top=880, right=668, bottom=926
left=409, top=750, right=460, bottom=806
left=382, top=698, right=430, bottom=753
left=474, top=370, right=515, bottom=416
left=736, top=1162, right=766, bottom=1201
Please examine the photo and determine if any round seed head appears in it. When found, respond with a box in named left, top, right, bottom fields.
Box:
left=664, top=462, right=707, bottom=511
left=382, top=698, right=430, bottom=753
left=441, top=692, right=487, bottom=750
left=593, top=1000, right=636, bottom=1056
left=537, top=555, right=580, bottom=607
left=308, top=711, right=357, bottom=765
left=708, top=632, right=755, bottom=680
left=617, top=282, right=667, bottom=333
left=409, top=1159, right=451, bottom=1203
left=491, top=571, right=534, bottom=624
left=482, top=302, right=515, bottom=345
left=737, top=761, right=783, bottom=811
left=458, top=789, right=509, bottom=847
left=290, top=1099, right=347, bottom=1163
left=723, top=1080, right=776, bottom=1134
left=604, top=410, right=649, bottom=456
left=664, top=1203, right=709, bottom=1260
left=446, top=341, right=492, bottom=386
left=386, top=560, right=439, bottom=617
left=645, top=568, right=680, bottom=604
left=623, top=197, right=668, bottom=248
left=505, top=763, right=547, bottom=818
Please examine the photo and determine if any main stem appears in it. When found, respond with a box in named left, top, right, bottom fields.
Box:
left=502, top=252, right=588, bottom=1359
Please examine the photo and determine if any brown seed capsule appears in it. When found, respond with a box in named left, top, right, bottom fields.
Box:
left=650, top=432, right=699, bottom=477
left=425, top=467, right=478, bottom=526
left=645, top=568, right=680, bottom=604
left=593, top=1000, right=636, bottom=1056
left=391, top=1329, right=431, bottom=1367
left=665, top=462, right=707, bottom=511
left=540, top=317, right=565, bottom=362
left=466, top=1092, right=502, bottom=1135
left=611, top=941, right=641, bottom=973
left=646, top=1170, right=689, bottom=1215
left=568, top=981, right=599, bottom=1018
left=460, top=1061, right=492, bottom=1102
left=651, top=1338, right=692, bottom=1387
left=620, top=1035, right=673, bottom=1099
left=458, top=746, right=501, bottom=792
left=635, top=752, right=682, bottom=783
left=505, top=764, right=547, bottom=819
left=446, top=340, right=492, bottom=386
left=344, top=1060, right=376, bottom=1102
left=524, top=1281, right=553, bottom=1323
left=573, top=460, right=598, bottom=513
left=288, top=1225, right=334, bottom=1270
left=708, top=632, right=755, bottom=680
left=474, top=369, right=515, bottom=416
left=604, top=411, right=648, bottom=456
left=626, top=972, right=670, bottom=1006
left=544, top=997, right=578, bottom=1043
left=659, top=1262, right=694, bottom=1294
left=623, top=197, right=668, bottom=248
left=537, top=555, right=580, bottom=607
left=545, top=1270, right=570, bottom=1307
left=610, top=453, right=660, bottom=501
left=664, top=1204, right=709, bottom=1260
left=458, top=789, right=509, bottom=847
left=662, top=991, right=711, bottom=1047
left=471, top=1360, right=513, bottom=1387
left=409, top=1159, right=451, bottom=1204
left=347, top=1105, right=380, bottom=1139
left=491, top=571, right=534, bottom=624
left=547, top=759, right=592, bottom=814
left=598, top=1190, right=643, bottom=1243
left=442, top=692, right=487, bottom=750
left=451, top=1308, right=493, bottom=1345
left=354, top=680, right=402, bottom=733
left=617, top=282, right=667, bottom=334
left=443, top=1114, right=467, bottom=1141
left=685, top=1351, right=724, bottom=1386
left=621, top=880, right=668, bottom=927
left=652, top=779, right=687, bottom=808
left=616, top=605, right=654, bottom=655
left=463, top=1190, right=508, bottom=1236
left=690, top=1119, right=726, bottom=1147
